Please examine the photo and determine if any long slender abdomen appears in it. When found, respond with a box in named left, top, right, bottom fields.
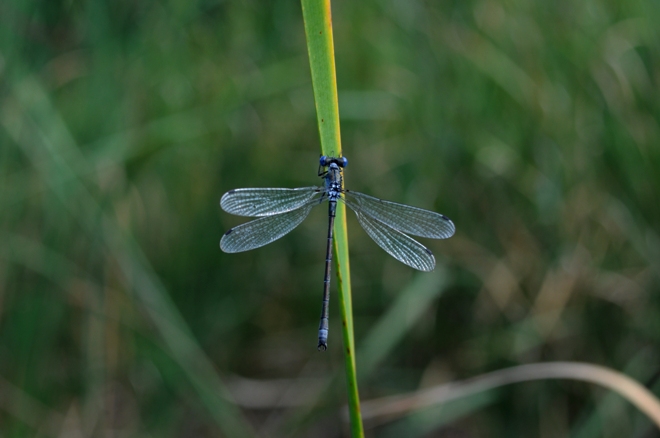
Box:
left=318, top=200, right=337, bottom=350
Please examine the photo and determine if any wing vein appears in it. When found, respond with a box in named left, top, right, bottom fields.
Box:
left=350, top=209, right=436, bottom=272
left=221, top=187, right=322, bottom=217
left=344, top=191, right=455, bottom=239
left=220, top=201, right=318, bottom=253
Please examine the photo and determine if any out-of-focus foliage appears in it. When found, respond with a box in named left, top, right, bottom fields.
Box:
left=1, top=0, right=659, bottom=436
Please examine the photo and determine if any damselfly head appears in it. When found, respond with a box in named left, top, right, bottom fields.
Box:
left=319, top=155, right=348, bottom=168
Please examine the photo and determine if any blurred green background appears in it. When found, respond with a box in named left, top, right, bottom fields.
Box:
left=1, top=0, right=660, bottom=436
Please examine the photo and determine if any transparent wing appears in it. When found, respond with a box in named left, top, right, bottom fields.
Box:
left=344, top=191, right=455, bottom=239
left=352, top=210, right=436, bottom=272
left=220, top=202, right=316, bottom=253
left=221, top=187, right=322, bottom=217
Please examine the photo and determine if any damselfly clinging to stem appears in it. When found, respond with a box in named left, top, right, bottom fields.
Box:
left=220, top=156, right=455, bottom=350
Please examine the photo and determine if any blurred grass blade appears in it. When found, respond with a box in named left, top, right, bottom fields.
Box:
left=358, top=269, right=449, bottom=378
left=300, top=0, right=364, bottom=436
left=360, top=362, right=660, bottom=431
left=0, top=375, right=65, bottom=435
left=376, top=391, right=496, bottom=437
left=3, top=76, right=255, bottom=438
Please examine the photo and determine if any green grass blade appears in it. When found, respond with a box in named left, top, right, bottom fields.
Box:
left=300, top=1, right=364, bottom=436
left=301, top=0, right=342, bottom=157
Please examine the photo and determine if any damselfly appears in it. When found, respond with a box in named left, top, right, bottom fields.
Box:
left=220, top=156, right=455, bottom=350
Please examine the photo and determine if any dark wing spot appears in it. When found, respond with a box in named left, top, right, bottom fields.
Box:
left=440, top=214, right=449, bottom=221
left=225, top=229, right=234, bottom=235
left=227, top=189, right=235, bottom=194
left=424, top=248, right=433, bottom=255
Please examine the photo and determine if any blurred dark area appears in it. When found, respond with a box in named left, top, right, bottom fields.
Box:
left=1, top=0, right=659, bottom=436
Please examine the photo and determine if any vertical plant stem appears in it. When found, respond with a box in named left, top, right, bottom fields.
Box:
left=300, top=1, right=364, bottom=436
